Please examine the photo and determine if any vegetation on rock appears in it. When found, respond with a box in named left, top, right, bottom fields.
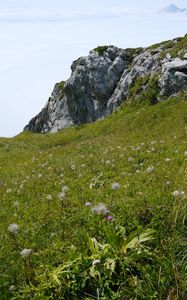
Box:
left=93, top=45, right=109, bottom=55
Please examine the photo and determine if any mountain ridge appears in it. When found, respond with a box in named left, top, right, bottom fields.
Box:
left=24, top=34, right=187, bottom=133
left=159, top=4, right=187, bottom=14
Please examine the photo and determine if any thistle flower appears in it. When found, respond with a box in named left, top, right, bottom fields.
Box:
left=105, top=215, right=113, bottom=221
left=111, top=182, right=120, bottom=190
left=8, top=224, right=19, bottom=235
left=92, top=203, right=109, bottom=215
left=20, top=248, right=32, bottom=259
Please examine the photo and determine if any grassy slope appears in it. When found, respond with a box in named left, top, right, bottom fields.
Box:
left=0, top=93, right=187, bottom=299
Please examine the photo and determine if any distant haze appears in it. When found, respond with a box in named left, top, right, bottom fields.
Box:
left=0, top=0, right=186, bottom=137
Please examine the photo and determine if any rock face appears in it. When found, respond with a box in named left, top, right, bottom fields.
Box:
left=24, top=37, right=187, bottom=133
left=159, top=57, right=187, bottom=96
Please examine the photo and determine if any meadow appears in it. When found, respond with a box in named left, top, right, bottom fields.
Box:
left=0, top=93, right=187, bottom=299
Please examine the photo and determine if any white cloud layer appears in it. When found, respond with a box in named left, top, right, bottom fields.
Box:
left=0, top=7, right=138, bottom=23
left=0, top=1, right=186, bottom=137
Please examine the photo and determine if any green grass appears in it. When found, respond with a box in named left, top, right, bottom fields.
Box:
left=148, top=34, right=187, bottom=59
left=57, top=81, right=65, bottom=90
left=93, top=46, right=109, bottom=55
left=0, top=93, right=187, bottom=299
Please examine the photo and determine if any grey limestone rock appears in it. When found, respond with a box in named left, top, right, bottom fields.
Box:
left=159, top=58, right=187, bottom=96
left=24, top=40, right=187, bottom=133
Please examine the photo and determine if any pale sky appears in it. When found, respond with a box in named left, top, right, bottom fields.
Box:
left=0, top=0, right=186, bottom=137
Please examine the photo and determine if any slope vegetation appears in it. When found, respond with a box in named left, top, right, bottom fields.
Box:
left=0, top=92, right=187, bottom=299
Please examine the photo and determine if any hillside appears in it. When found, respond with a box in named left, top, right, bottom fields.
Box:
left=0, top=91, right=187, bottom=299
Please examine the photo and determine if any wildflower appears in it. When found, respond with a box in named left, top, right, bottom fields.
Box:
left=92, top=259, right=100, bottom=266
left=105, top=215, right=113, bottom=221
left=8, top=224, right=19, bottom=235
left=46, top=194, right=52, bottom=200
left=165, top=158, right=170, bottom=162
left=62, top=186, right=69, bottom=193
left=105, top=160, right=111, bottom=165
left=6, top=189, right=12, bottom=194
left=111, top=182, right=120, bottom=190
left=13, top=201, right=19, bottom=208
left=92, top=203, right=109, bottom=215
left=38, top=173, right=43, bottom=178
left=172, top=190, right=180, bottom=197
left=184, top=151, right=187, bottom=157
left=58, top=192, right=66, bottom=200
left=146, top=166, right=154, bottom=173
left=20, top=248, right=32, bottom=259
left=71, top=164, right=76, bottom=170
left=128, top=157, right=134, bottom=162
left=89, top=183, right=95, bottom=189
left=9, top=285, right=16, bottom=293
left=85, top=202, right=92, bottom=207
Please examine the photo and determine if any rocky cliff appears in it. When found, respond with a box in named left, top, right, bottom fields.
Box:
left=24, top=35, right=187, bottom=133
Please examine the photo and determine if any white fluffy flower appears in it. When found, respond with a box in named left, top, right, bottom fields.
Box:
left=111, top=182, right=120, bottom=190
left=92, top=259, right=100, bottom=266
left=172, top=190, right=180, bottom=197
left=146, top=166, right=154, bottom=173
left=58, top=192, right=66, bottom=200
left=62, top=186, right=69, bottom=193
left=92, top=203, right=109, bottom=215
left=8, top=224, right=19, bottom=235
left=9, top=285, right=16, bottom=292
left=13, top=201, right=19, bottom=208
left=128, top=157, right=134, bottom=162
left=20, top=248, right=32, bottom=259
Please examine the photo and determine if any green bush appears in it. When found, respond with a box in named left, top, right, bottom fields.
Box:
left=93, top=46, right=109, bottom=55
left=128, top=75, right=160, bottom=105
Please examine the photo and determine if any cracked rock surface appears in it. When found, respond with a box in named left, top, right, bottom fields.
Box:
left=24, top=40, right=187, bottom=133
